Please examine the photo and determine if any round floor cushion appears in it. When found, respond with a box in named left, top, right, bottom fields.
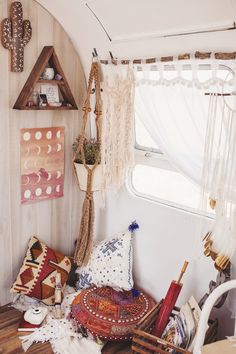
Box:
left=71, top=286, right=156, bottom=340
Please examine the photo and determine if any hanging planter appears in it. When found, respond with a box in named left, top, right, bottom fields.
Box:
left=73, top=163, right=103, bottom=192
left=73, top=138, right=102, bottom=192
left=72, top=61, right=103, bottom=267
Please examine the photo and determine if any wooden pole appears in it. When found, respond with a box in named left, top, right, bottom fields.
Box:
left=100, top=51, right=236, bottom=65
left=177, top=261, right=189, bottom=284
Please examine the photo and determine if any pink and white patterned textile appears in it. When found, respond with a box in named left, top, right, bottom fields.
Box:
left=20, top=126, right=64, bottom=204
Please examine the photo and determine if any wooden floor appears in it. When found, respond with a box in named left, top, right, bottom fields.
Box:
left=0, top=305, right=132, bottom=354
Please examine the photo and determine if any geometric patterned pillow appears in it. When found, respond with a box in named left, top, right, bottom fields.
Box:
left=76, top=231, right=133, bottom=291
left=10, top=236, right=71, bottom=305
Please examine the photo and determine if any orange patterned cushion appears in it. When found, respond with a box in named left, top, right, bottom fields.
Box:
left=71, top=286, right=156, bottom=340
left=11, top=236, right=71, bottom=305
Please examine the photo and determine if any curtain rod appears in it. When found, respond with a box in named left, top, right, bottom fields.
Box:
left=100, top=51, right=236, bottom=65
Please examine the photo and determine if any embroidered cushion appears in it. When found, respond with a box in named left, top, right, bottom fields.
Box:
left=71, top=286, right=156, bottom=340
left=76, top=228, right=134, bottom=291
left=11, top=236, right=71, bottom=305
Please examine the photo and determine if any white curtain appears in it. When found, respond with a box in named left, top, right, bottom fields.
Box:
left=134, top=58, right=236, bottom=317
left=134, top=58, right=236, bottom=185
left=202, top=91, right=236, bottom=261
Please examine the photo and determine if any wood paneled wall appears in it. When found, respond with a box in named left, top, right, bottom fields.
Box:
left=0, top=0, right=86, bottom=305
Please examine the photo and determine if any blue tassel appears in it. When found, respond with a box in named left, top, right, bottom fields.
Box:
left=131, top=288, right=140, bottom=297
left=128, top=221, right=139, bottom=233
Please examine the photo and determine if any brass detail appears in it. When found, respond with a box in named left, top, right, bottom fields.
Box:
left=209, top=198, right=216, bottom=209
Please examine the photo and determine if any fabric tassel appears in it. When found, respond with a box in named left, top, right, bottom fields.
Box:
left=131, top=288, right=140, bottom=297
left=128, top=221, right=139, bottom=233
left=82, top=196, right=95, bottom=266
left=74, top=193, right=95, bottom=266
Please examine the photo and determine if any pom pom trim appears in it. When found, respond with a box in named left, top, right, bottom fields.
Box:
left=128, top=221, right=139, bottom=233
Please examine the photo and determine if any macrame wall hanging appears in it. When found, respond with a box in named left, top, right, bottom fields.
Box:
left=73, top=61, right=102, bottom=266
left=101, top=64, right=135, bottom=193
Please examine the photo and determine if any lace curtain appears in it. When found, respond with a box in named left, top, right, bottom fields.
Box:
left=201, top=90, right=236, bottom=262
left=134, top=57, right=236, bottom=184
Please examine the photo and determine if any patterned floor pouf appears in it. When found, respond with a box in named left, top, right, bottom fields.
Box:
left=71, top=286, right=156, bottom=340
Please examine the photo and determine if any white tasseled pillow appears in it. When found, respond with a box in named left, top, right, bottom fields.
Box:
left=76, top=222, right=139, bottom=291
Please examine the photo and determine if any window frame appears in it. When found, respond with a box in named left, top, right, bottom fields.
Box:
left=129, top=148, right=215, bottom=218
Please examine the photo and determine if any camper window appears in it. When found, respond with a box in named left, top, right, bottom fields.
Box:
left=130, top=125, right=206, bottom=215
left=130, top=63, right=233, bottom=215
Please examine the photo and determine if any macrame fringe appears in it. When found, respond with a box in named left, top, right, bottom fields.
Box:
left=101, top=64, right=135, bottom=195
left=74, top=194, right=95, bottom=266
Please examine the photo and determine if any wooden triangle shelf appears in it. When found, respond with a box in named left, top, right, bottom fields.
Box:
left=13, top=46, right=78, bottom=110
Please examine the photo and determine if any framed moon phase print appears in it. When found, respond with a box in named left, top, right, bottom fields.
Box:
left=20, top=126, right=65, bottom=204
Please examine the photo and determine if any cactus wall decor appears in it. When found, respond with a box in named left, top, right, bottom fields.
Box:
left=1, top=1, right=32, bottom=72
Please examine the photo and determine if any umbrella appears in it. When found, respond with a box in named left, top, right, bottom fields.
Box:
left=152, top=261, right=189, bottom=338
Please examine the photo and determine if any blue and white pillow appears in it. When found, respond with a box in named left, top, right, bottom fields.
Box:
left=76, top=222, right=139, bottom=291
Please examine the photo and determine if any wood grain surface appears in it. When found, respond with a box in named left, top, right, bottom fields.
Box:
left=0, top=0, right=86, bottom=306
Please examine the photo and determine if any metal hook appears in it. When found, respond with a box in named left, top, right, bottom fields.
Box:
left=109, top=51, right=114, bottom=60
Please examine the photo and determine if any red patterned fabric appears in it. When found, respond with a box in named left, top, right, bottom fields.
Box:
left=71, top=286, right=156, bottom=340
left=11, top=236, right=71, bottom=305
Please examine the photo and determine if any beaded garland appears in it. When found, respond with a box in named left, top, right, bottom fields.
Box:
left=71, top=286, right=156, bottom=340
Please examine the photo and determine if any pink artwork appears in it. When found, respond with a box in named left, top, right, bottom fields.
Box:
left=21, top=126, right=65, bottom=204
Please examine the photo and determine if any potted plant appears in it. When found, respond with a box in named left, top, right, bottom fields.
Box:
left=73, top=137, right=102, bottom=191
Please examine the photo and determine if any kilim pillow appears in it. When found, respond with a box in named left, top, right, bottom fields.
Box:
left=71, top=286, right=156, bottom=341
left=76, top=222, right=139, bottom=291
left=11, top=236, right=71, bottom=305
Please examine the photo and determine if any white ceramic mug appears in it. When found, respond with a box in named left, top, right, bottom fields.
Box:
left=42, top=67, right=55, bottom=80
left=24, top=307, right=48, bottom=325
